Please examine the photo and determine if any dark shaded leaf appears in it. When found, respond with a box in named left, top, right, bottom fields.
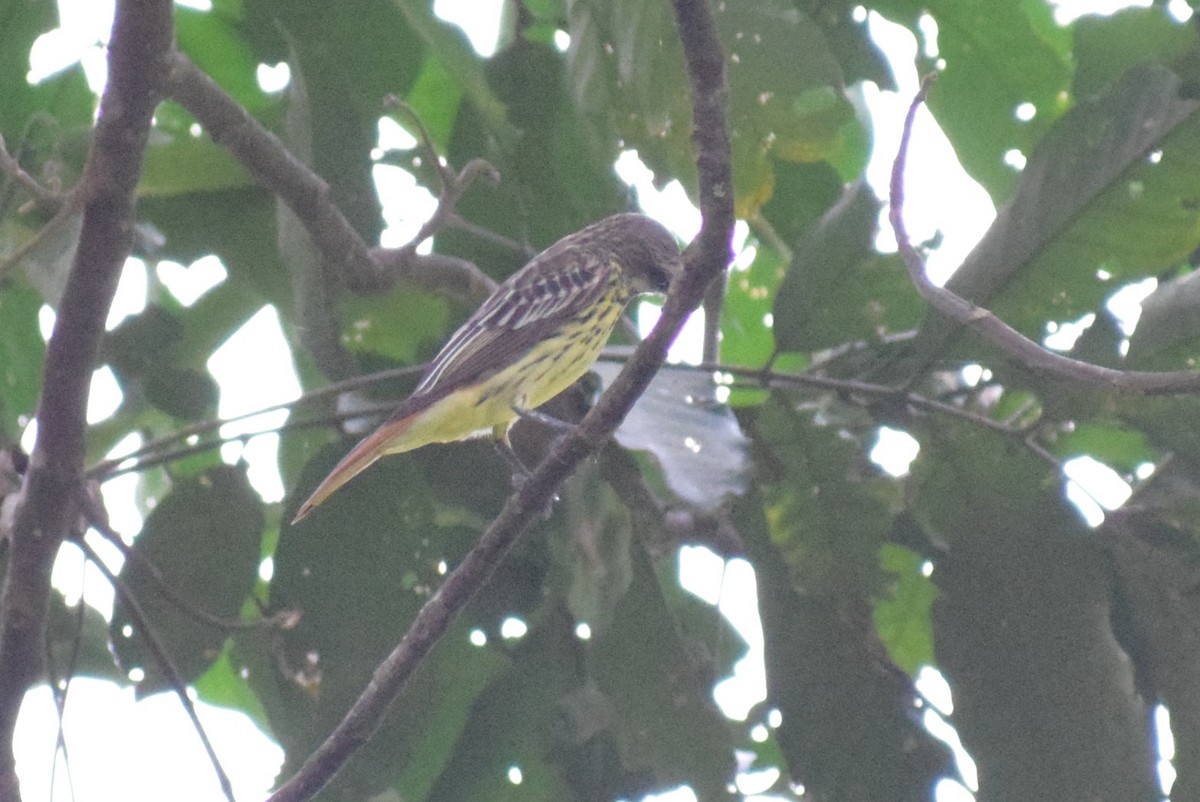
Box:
left=254, top=443, right=531, bottom=800
left=1072, top=7, right=1198, bottom=99
left=424, top=612, right=578, bottom=802
left=586, top=542, right=734, bottom=799
left=47, top=589, right=122, bottom=683
left=912, top=63, right=1200, bottom=367
left=1126, top=266, right=1200, bottom=363
left=754, top=398, right=895, bottom=595
left=1102, top=512, right=1200, bottom=801
left=548, top=463, right=633, bottom=640
left=735, top=486, right=951, bottom=798
left=914, top=421, right=1158, bottom=799
left=110, top=465, right=264, bottom=696
left=774, top=180, right=921, bottom=353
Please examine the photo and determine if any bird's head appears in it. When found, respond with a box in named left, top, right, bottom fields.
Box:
left=598, top=213, right=684, bottom=295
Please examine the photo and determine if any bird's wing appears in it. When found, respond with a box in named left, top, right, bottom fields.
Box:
left=411, top=249, right=617, bottom=399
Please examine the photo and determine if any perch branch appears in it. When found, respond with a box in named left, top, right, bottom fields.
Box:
left=266, top=0, right=734, bottom=798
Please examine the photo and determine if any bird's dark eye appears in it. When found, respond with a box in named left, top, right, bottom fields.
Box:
left=648, top=262, right=677, bottom=293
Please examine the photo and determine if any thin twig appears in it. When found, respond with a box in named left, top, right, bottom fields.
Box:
left=74, top=537, right=237, bottom=802
left=889, top=75, right=1200, bottom=396
left=86, top=365, right=424, bottom=479
left=44, top=586, right=82, bottom=802
left=0, top=132, right=61, bottom=206
left=383, top=98, right=502, bottom=257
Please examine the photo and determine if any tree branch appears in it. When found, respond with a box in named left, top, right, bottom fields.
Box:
left=0, top=1, right=173, bottom=798
left=891, top=76, right=1200, bottom=396
left=266, top=0, right=734, bottom=798
left=163, top=53, right=496, bottom=304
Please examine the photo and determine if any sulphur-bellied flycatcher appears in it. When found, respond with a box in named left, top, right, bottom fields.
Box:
left=292, top=213, right=682, bottom=522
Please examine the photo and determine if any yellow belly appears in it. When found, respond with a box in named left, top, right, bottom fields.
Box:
left=382, top=303, right=622, bottom=455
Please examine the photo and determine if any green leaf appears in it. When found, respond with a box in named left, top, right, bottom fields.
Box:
left=912, top=63, right=1200, bottom=365
left=0, top=282, right=46, bottom=440
left=193, top=641, right=273, bottom=736
left=721, top=239, right=787, bottom=368
left=138, top=136, right=254, bottom=198
left=340, top=285, right=449, bottom=365
left=718, top=1, right=859, bottom=215
left=872, top=544, right=935, bottom=676
left=876, top=0, right=1072, bottom=200
left=0, top=1, right=95, bottom=143
left=401, top=53, right=464, bottom=150
left=259, top=444, right=516, bottom=799
left=564, top=0, right=690, bottom=192
left=110, top=465, right=265, bottom=696
left=175, top=5, right=272, bottom=115
left=1049, top=422, right=1155, bottom=474
left=397, top=0, right=516, bottom=147
left=773, top=180, right=921, bottom=353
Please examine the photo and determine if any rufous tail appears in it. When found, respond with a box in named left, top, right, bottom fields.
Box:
left=291, top=411, right=417, bottom=524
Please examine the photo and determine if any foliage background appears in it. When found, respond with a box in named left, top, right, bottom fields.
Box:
left=3, top=0, right=1200, bottom=800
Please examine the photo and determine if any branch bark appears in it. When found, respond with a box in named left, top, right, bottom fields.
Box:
left=266, top=0, right=734, bottom=797
left=0, top=1, right=173, bottom=799
left=164, top=53, right=496, bottom=305
left=891, top=76, right=1200, bottom=396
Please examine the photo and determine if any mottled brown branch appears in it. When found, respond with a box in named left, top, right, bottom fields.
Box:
left=890, top=75, right=1200, bottom=396
left=266, top=0, right=734, bottom=798
left=0, top=2, right=173, bottom=799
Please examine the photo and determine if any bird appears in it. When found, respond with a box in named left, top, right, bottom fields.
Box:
left=291, top=213, right=683, bottom=523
